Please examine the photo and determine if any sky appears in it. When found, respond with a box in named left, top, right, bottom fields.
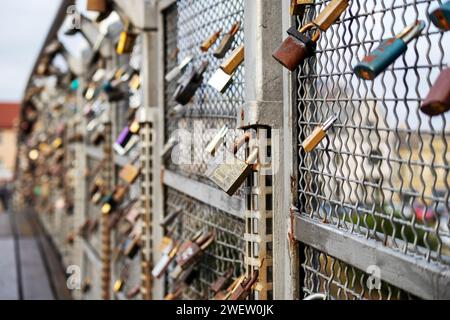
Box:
left=0, top=0, right=62, bottom=102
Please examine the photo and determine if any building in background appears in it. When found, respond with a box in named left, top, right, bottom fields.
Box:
left=0, top=102, right=20, bottom=182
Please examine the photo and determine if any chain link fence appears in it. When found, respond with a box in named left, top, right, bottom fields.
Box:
left=296, top=0, right=450, bottom=299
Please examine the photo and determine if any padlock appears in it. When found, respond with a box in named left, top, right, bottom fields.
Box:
left=165, top=55, right=194, bottom=82
left=114, top=121, right=140, bottom=155
left=129, top=73, right=141, bottom=91
left=214, top=21, right=241, bottom=59
left=421, top=68, right=450, bottom=116
left=290, top=0, right=314, bottom=16
left=171, top=232, right=215, bottom=279
left=87, top=0, right=107, bottom=12
left=117, top=21, right=137, bottom=55
left=124, top=236, right=141, bottom=259
left=301, top=114, right=338, bottom=152
left=208, top=46, right=244, bottom=93
left=173, top=61, right=209, bottom=105
left=200, top=29, right=222, bottom=52
left=312, top=0, right=349, bottom=32
left=205, top=126, right=229, bottom=156
left=152, top=241, right=180, bottom=278
left=429, top=1, right=450, bottom=31
left=101, top=185, right=128, bottom=214
left=228, top=271, right=259, bottom=301
left=207, top=133, right=259, bottom=196
left=113, top=279, right=124, bottom=293
left=119, top=163, right=140, bottom=185
left=273, top=0, right=348, bottom=71
left=354, top=20, right=426, bottom=80
left=126, top=286, right=141, bottom=299
left=52, top=137, right=63, bottom=150
left=210, top=269, right=233, bottom=294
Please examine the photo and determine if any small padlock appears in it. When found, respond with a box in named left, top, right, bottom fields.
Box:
left=117, top=21, right=137, bottom=55
left=173, top=61, right=209, bottom=105
left=152, top=241, right=180, bottom=278
left=429, top=1, right=450, bottom=31
left=421, top=68, right=450, bottom=116
left=290, top=0, right=314, bottom=16
left=52, top=137, right=63, bottom=150
left=114, top=121, right=140, bottom=155
left=119, top=156, right=141, bottom=185
left=113, top=279, right=124, bottom=293
left=274, top=0, right=348, bottom=71
left=210, top=269, right=233, bottom=294
left=207, top=133, right=258, bottom=196
left=126, top=286, right=141, bottom=299
left=214, top=21, right=241, bottom=59
left=208, top=46, right=244, bottom=93
left=165, top=55, right=194, bottom=82
left=354, top=20, right=425, bottom=80
left=228, top=272, right=259, bottom=301
left=200, top=29, right=222, bottom=52
left=124, top=236, right=141, bottom=259
left=301, top=114, right=338, bottom=152
left=87, top=0, right=107, bottom=12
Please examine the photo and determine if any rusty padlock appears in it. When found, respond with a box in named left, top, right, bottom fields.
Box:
left=429, top=1, right=450, bottom=31
left=227, top=271, right=259, bottom=301
left=421, top=68, right=450, bottom=116
left=273, top=0, right=349, bottom=71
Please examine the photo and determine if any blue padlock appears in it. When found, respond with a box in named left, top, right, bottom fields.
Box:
left=429, top=1, right=450, bottom=31
left=354, top=20, right=426, bottom=80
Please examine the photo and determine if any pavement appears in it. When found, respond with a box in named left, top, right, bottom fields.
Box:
left=0, top=210, right=71, bottom=300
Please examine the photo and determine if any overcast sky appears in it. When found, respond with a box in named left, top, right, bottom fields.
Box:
left=0, top=0, right=62, bottom=102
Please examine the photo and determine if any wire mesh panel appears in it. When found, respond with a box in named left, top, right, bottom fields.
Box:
left=296, top=0, right=450, bottom=299
left=301, top=245, right=418, bottom=300
left=165, top=187, right=245, bottom=300
left=163, top=0, right=245, bottom=189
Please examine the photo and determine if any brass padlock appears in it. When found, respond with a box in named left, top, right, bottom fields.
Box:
left=312, top=0, right=349, bottom=31
left=117, top=21, right=137, bottom=55
left=214, top=21, right=241, bottom=59
left=208, top=46, right=244, bottom=93
left=113, top=279, right=124, bottom=293
left=290, top=0, right=314, bottom=16
left=87, top=0, right=107, bottom=12
left=119, top=161, right=141, bottom=185
left=200, top=29, right=222, bottom=52
left=173, top=61, right=209, bottom=105
left=273, top=0, right=349, bottom=71
left=207, top=133, right=258, bottom=196
left=301, top=114, right=338, bottom=152
left=421, top=68, right=450, bottom=116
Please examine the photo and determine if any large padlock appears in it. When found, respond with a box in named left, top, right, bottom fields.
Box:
left=354, top=20, right=425, bottom=80
left=173, top=61, right=209, bottom=105
left=273, top=0, right=349, bottom=71
left=421, top=68, right=450, bottom=116
left=429, top=1, right=450, bottom=31
left=214, top=21, right=241, bottom=59
left=207, top=133, right=258, bottom=196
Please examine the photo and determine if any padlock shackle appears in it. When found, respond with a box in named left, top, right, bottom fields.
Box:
left=396, top=20, right=425, bottom=44
left=232, top=132, right=252, bottom=154
left=299, top=23, right=321, bottom=42
left=200, top=232, right=215, bottom=250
